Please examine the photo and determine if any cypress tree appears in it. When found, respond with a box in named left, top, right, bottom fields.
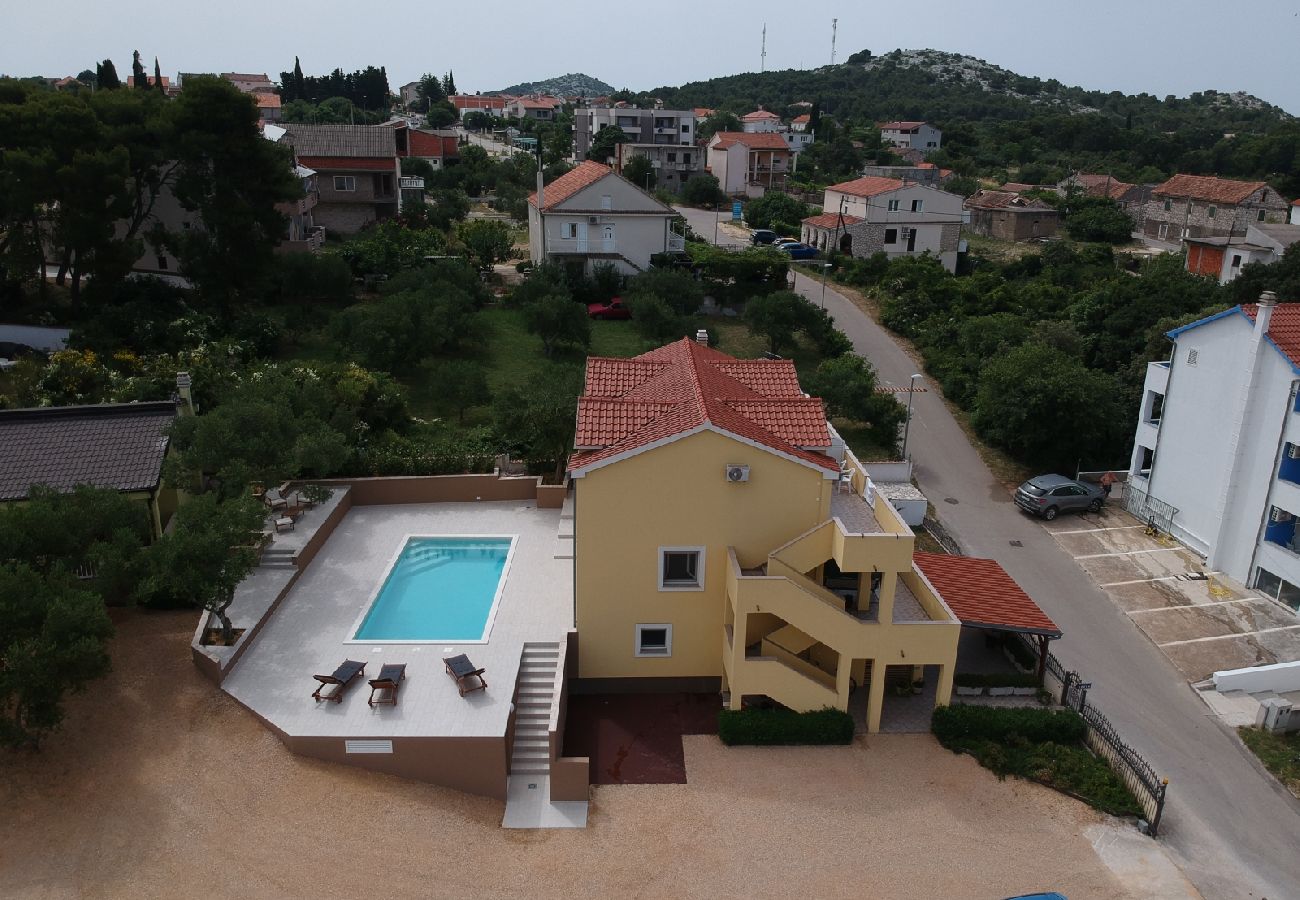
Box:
left=154, top=57, right=164, bottom=93
left=131, top=50, right=147, bottom=89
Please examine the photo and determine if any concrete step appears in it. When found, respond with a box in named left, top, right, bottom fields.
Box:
left=560, top=491, right=575, bottom=520
left=512, top=749, right=550, bottom=761
left=519, top=673, right=556, bottom=684
left=510, top=763, right=550, bottom=775
left=519, top=663, right=558, bottom=673
left=515, top=726, right=549, bottom=737
left=513, top=739, right=549, bottom=751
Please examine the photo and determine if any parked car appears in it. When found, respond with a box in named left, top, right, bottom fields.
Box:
left=778, top=242, right=819, bottom=260
left=587, top=298, right=631, bottom=320
left=1014, top=474, right=1104, bottom=520
left=750, top=229, right=778, bottom=245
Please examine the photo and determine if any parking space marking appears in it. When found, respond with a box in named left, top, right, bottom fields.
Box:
left=1050, top=525, right=1148, bottom=535
left=1127, top=597, right=1259, bottom=615
left=1156, top=624, right=1300, bottom=647
left=1099, top=572, right=1221, bottom=588
left=1073, top=547, right=1186, bottom=560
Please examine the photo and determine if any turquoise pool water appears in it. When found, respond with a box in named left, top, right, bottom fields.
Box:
left=353, top=537, right=512, bottom=642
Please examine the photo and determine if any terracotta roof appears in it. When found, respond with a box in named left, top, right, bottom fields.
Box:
left=826, top=176, right=904, bottom=198
left=297, top=156, right=396, bottom=171
left=569, top=338, right=838, bottom=474
left=742, top=110, right=781, bottom=121
left=1242, top=303, right=1300, bottom=369
left=452, top=95, right=507, bottom=109
left=913, top=552, right=1061, bottom=636
left=693, top=107, right=716, bottom=117
left=282, top=124, right=397, bottom=158
left=528, top=160, right=612, bottom=211
left=802, top=212, right=864, bottom=228
left=255, top=93, right=281, bottom=109
left=879, top=121, right=926, bottom=132
left=998, top=182, right=1036, bottom=193
left=1070, top=173, right=1137, bottom=201
left=0, top=402, right=177, bottom=501
left=965, top=190, right=1055, bottom=211
left=1153, top=174, right=1269, bottom=204
left=711, top=131, right=790, bottom=151
left=791, top=114, right=811, bottom=125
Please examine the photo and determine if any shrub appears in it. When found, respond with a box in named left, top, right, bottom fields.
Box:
left=952, top=672, right=1042, bottom=689
left=932, top=704, right=1086, bottom=746
left=717, top=707, right=854, bottom=746
left=268, top=253, right=353, bottom=306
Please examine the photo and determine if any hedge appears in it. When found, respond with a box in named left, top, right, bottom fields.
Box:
left=952, top=672, right=1041, bottom=689
left=932, top=704, right=1086, bottom=745
left=718, top=707, right=854, bottom=746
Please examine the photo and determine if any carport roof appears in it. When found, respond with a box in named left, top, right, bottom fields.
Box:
left=914, top=552, right=1062, bottom=637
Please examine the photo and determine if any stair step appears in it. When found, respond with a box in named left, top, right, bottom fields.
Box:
left=510, top=764, right=550, bottom=774
left=519, top=673, right=555, bottom=683
left=512, top=749, right=550, bottom=760
left=513, top=739, right=549, bottom=750
left=519, top=665, right=557, bottom=675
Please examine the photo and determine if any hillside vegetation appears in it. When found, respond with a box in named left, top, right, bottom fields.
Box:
left=496, top=72, right=614, bottom=97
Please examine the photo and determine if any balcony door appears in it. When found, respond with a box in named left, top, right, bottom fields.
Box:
left=601, top=224, right=616, bottom=252
left=575, top=223, right=588, bottom=252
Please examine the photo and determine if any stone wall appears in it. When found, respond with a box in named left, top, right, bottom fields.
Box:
left=1143, top=187, right=1289, bottom=240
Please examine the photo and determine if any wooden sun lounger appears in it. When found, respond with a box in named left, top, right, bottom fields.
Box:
left=368, top=663, right=407, bottom=707
left=312, top=659, right=366, bottom=703
left=443, top=654, right=487, bottom=696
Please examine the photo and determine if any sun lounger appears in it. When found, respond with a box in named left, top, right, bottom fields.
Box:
left=443, top=654, right=487, bottom=696
left=368, top=663, right=407, bottom=707
left=312, top=659, right=366, bottom=703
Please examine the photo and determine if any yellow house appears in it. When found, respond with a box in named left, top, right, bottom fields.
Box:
left=570, top=337, right=1059, bottom=733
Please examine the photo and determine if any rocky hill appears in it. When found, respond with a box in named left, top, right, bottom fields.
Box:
left=496, top=73, right=614, bottom=97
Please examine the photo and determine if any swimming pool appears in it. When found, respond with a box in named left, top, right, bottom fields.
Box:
left=351, top=536, right=514, bottom=642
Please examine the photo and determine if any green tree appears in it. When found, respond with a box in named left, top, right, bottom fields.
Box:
left=0, top=563, right=112, bottom=747
left=442, top=71, right=457, bottom=96
left=681, top=173, right=725, bottom=207
left=743, top=290, right=814, bottom=355
left=627, top=292, right=687, bottom=344
left=807, top=354, right=905, bottom=450
left=587, top=124, right=630, bottom=164
left=697, top=111, right=743, bottom=144
left=153, top=57, right=164, bottom=94
left=623, top=155, right=656, bottom=191
left=335, top=220, right=445, bottom=276
left=627, top=267, right=704, bottom=316
left=142, top=494, right=265, bottom=644
left=458, top=218, right=514, bottom=271
left=97, top=59, right=121, bottom=90
left=462, top=111, right=493, bottom=132
left=493, top=366, right=582, bottom=482
left=522, top=287, right=590, bottom=357
left=744, top=192, right=810, bottom=234
left=423, top=358, right=491, bottom=422
left=331, top=284, right=481, bottom=373
left=1230, top=243, right=1300, bottom=303
left=131, top=50, right=146, bottom=89
left=1064, top=197, right=1134, bottom=243
left=426, top=101, right=457, bottom=129
left=415, top=72, right=444, bottom=111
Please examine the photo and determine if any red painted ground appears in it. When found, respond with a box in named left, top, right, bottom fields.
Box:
left=562, top=693, right=721, bottom=784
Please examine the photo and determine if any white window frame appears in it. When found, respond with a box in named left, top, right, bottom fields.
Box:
left=658, top=546, right=706, bottom=591
left=561, top=222, right=578, bottom=239
left=887, top=199, right=900, bottom=212
left=634, top=623, right=673, bottom=658
left=334, top=175, right=356, bottom=192
left=911, top=199, right=924, bottom=212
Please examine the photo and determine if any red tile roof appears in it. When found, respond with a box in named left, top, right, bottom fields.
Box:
left=913, top=552, right=1061, bottom=636
left=826, top=176, right=904, bottom=198
left=802, top=212, right=864, bottom=228
left=451, top=95, right=507, bottom=109
left=1070, top=173, right=1137, bottom=201
left=791, top=114, right=811, bottom=125
left=528, top=160, right=612, bottom=211
left=569, top=338, right=838, bottom=474
left=693, top=107, right=716, bottom=117
left=296, top=155, right=396, bottom=171
left=711, top=131, right=790, bottom=151
left=965, top=190, right=1055, bottom=211
left=879, top=121, right=926, bottom=132
left=742, top=109, right=781, bottom=121
left=255, top=93, right=281, bottom=109
left=1243, top=303, right=1300, bottom=369
left=1153, top=174, right=1268, bottom=204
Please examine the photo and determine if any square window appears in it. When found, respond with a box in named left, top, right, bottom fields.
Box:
left=1163, top=199, right=1172, bottom=211
left=600, top=195, right=613, bottom=210
left=334, top=175, right=355, bottom=192
left=635, top=624, right=673, bottom=657
left=659, top=547, right=705, bottom=590
left=887, top=199, right=900, bottom=212
left=561, top=223, right=577, bottom=239
left=911, top=199, right=923, bottom=212
left=1208, top=206, right=1216, bottom=218
left=884, top=228, right=898, bottom=244
left=156, top=255, right=168, bottom=270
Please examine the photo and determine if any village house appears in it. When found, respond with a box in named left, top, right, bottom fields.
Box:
left=280, top=123, right=401, bottom=234
left=878, top=121, right=942, bottom=155
left=505, top=96, right=562, bottom=121
left=1143, top=174, right=1288, bottom=242
left=706, top=132, right=794, bottom=197
left=1184, top=222, right=1300, bottom=283
left=451, top=94, right=508, bottom=117
left=801, top=176, right=965, bottom=272
left=964, top=189, right=1060, bottom=241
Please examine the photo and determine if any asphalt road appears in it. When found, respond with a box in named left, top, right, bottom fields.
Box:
left=676, top=204, right=1300, bottom=900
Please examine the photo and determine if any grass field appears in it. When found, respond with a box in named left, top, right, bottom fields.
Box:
left=1238, top=726, right=1300, bottom=798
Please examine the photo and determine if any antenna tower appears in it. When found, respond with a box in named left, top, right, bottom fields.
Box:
left=831, top=18, right=838, bottom=65
left=761, top=24, right=767, bottom=73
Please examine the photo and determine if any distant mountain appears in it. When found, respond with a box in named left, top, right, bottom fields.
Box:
left=495, top=73, right=614, bottom=97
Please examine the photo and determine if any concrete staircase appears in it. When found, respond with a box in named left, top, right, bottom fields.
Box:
left=553, top=489, right=574, bottom=560
left=510, top=641, right=561, bottom=775
left=259, top=545, right=296, bottom=570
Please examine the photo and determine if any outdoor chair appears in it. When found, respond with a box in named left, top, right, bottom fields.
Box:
left=368, top=663, right=407, bottom=707
left=262, top=488, right=288, bottom=511
left=312, top=659, right=366, bottom=703
left=838, top=467, right=854, bottom=493
left=274, top=516, right=295, bottom=533
left=443, top=654, right=487, bottom=696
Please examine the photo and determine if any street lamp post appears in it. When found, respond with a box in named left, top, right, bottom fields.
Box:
left=713, top=200, right=720, bottom=245
left=820, top=262, right=833, bottom=308
left=901, top=374, right=922, bottom=460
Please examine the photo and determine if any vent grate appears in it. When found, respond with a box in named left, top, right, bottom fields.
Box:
left=345, top=740, right=393, bottom=754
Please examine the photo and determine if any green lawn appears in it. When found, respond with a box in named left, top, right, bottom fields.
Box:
left=1238, top=726, right=1300, bottom=798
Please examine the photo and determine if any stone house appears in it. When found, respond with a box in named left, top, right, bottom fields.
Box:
left=964, top=190, right=1060, bottom=241
left=1143, top=174, right=1288, bottom=242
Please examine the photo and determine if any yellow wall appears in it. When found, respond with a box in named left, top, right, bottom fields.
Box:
left=574, top=429, right=832, bottom=679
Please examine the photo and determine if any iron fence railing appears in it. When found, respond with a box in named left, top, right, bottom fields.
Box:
left=1123, top=480, right=1178, bottom=536
left=1014, top=633, right=1169, bottom=836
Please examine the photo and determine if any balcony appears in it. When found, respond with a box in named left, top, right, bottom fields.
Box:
left=667, top=232, right=686, bottom=252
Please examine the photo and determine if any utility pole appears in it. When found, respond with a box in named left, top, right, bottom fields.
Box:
left=761, top=24, right=767, bottom=73
left=831, top=18, right=838, bottom=65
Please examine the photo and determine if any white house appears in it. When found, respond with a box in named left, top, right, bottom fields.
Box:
left=739, top=109, right=782, bottom=134
left=1184, top=223, right=1300, bottom=284
left=1128, top=294, right=1300, bottom=611
left=801, top=176, right=965, bottom=272
left=706, top=132, right=794, bottom=197
left=878, top=121, right=942, bottom=155
left=527, top=161, right=684, bottom=275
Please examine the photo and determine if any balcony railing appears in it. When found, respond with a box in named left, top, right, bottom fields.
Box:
left=667, top=233, right=685, bottom=252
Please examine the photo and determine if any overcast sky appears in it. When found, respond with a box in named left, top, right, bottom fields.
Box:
left=5, top=0, right=1298, bottom=114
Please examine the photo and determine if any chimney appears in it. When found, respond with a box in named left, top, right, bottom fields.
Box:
left=175, top=371, right=195, bottom=415
left=1255, top=290, right=1278, bottom=342
left=695, top=329, right=709, bottom=345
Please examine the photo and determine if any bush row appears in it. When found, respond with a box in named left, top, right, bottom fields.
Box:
left=718, top=707, right=855, bottom=746
left=952, top=672, right=1042, bottom=689
left=932, top=704, right=1086, bottom=745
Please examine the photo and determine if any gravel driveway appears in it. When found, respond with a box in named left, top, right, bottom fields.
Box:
left=0, top=612, right=1196, bottom=900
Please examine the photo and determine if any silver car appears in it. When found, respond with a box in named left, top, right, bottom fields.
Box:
left=1014, top=474, right=1104, bottom=521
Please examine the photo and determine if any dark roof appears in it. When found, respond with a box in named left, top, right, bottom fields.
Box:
left=965, top=190, right=1057, bottom=212
left=0, top=402, right=178, bottom=501
left=280, top=124, right=397, bottom=158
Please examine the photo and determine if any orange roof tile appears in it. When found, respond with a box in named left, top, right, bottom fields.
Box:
left=711, top=131, right=789, bottom=151
left=742, top=109, right=781, bottom=121
left=569, top=338, right=839, bottom=474
left=792, top=114, right=811, bottom=125
left=528, top=160, right=612, bottom=210
left=1243, top=303, right=1300, bottom=369
left=879, top=121, right=926, bottom=131
left=827, top=176, right=904, bottom=198
left=802, top=212, right=864, bottom=228
left=255, top=93, right=281, bottom=109
left=1153, top=174, right=1268, bottom=204
left=914, top=552, right=1061, bottom=636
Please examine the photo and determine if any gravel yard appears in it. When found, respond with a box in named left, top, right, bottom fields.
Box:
left=0, top=609, right=1189, bottom=900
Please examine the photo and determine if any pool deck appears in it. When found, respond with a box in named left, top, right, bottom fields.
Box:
left=222, top=500, right=573, bottom=741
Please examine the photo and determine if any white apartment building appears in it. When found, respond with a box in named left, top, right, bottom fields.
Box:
left=879, top=121, right=942, bottom=154
left=575, top=108, right=694, bottom=161
left=1129, top=294, right=1300, bottom=611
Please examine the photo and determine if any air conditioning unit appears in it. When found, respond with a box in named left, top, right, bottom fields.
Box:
left=1271, top=507, right=1293, bottom=523
left=588, top=216, right=601, bottom=225
left=725, top=465, right=750, bottom=483
left=1287, top=443, right=1300, bottom=460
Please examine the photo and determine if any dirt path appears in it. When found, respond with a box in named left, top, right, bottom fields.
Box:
left=1, top=610, right=1180, bottom=900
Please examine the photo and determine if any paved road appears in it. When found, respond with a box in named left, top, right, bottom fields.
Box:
left=678, top=204, right=1300, bottom=900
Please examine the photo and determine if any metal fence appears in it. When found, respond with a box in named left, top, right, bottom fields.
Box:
left=1015, top=634, right=1169, bottom=835
left=1123, top=480, right=1179, bottom=536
